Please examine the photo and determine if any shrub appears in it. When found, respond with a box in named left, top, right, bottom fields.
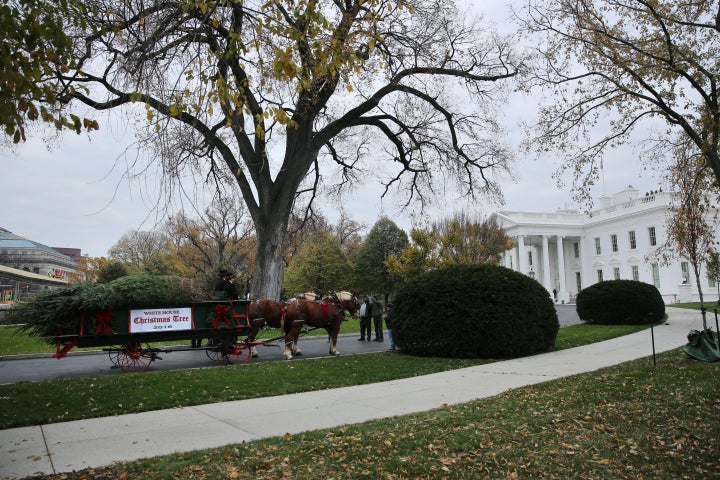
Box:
left=392, top=264, right=559, bottom=358
left=575, top=280, right=665, bottom=325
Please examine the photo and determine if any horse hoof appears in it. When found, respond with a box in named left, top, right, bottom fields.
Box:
left=252, top=354, right=259, bottom=358
left=294, top=351, right=303, bottom=356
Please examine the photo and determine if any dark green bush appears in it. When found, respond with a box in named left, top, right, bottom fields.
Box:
left=575, top=280, right=665, bottom=325
left=392, top=264, right=559, bottom=358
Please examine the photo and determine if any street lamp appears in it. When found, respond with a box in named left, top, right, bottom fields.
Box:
left=528, top=268, right=535, bottom=279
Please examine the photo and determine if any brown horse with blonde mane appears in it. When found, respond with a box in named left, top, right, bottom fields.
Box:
left=247, top=299, right=304, bottom=360
left=284, top=291, right=360, bottom=357
left=247, top=291, right=359, bottom=360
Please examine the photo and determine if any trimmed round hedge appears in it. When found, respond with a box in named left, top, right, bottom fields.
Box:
left=575, top=280, right=665, bottom=325
left=392, top=264, right=559, bottom=358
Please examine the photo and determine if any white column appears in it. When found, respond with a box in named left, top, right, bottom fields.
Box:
left=556, top=235, right=568, bottom=303
left=576, top=239, right=584, bottom=301
left=517, top=235, right=527, bottom=275
left=541, top=235, right=551, bottom=293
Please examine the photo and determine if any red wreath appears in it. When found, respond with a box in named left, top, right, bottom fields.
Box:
left=212, top=305, right=232, bottom=328
left=95, top=310, right=112, bottom=335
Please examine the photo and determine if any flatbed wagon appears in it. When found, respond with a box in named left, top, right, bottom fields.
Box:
left=51, top=299, right=272, bottom=372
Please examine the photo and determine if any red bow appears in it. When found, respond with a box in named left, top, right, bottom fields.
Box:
left=95, top=310, right=112, bottom=335
left=212, top=305, right=231, bottom=328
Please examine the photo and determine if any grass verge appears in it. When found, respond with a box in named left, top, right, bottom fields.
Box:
left=1, top=323, right=651, bottom=429
left=24, top=349, right=720, bottom=480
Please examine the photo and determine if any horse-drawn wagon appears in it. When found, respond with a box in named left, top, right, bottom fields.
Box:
left=50, top=298, right=274, bottom=372
left=10, top=274, right=360, bottom=372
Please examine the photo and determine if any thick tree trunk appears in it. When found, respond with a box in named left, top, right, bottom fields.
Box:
left=245, top=148, right=313, bottom=301
left=250, top=210, right=291, bottom=301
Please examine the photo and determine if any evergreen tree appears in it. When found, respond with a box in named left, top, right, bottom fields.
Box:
left=283, top=231, right=353, bottom=298
left=354, top=217, right=409, bottom=303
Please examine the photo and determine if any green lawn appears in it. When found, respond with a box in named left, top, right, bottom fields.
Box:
left=1, top=322, right=650, bottom=429
left=23, top=349, right=720, bottom=480
left=4, top=310, right=716, bottom=479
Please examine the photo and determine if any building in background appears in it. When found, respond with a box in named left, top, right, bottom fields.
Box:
left=492, top=186, right=720, bottom=305
left=0, top=227, right=78, bottom=282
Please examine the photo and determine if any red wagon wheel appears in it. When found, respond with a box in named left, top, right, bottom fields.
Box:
left=114, top=341, right=153, bottom=373
left=224, top=342, right=252, bottom=365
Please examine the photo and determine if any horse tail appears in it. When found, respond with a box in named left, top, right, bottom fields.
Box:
left=280, top=306, right=287, bottom=333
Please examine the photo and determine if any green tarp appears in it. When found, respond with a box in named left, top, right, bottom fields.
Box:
left=684, top=329, right=720, bottom=362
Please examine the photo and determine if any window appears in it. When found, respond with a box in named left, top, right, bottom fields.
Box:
left=597, top=269, right=604, bottom=282
left=652, top=263, right=660, bottom=289
left=648, top=226, right=657, bottom=246
left=611, top=234, right=618, bottom=252
left=709, top=272, right=717, bottom=289
left=632, top=265, right=639, bottom=281
left=613, top=267, right=621, bottom=280
left=681, top=262, right=690, bottom=283
left=594, top=237, right=601, bottom=255
left=573, top=242, right=580, bottom=259
left=575, top=272, right=582, bottom=292
left=629, top=230, right=637, bottom=249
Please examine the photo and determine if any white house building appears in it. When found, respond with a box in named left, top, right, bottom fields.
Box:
left=491, top=186, right=720, bottom=305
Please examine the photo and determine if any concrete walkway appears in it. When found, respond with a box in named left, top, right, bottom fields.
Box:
left=0, top=307, right=705, bottom=479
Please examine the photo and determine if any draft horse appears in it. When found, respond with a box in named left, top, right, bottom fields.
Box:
left=285, top=291, right=360, bottom=357
left=246, top=291, right=359, bottom=360
left=246, top=299, right=305, bottom=360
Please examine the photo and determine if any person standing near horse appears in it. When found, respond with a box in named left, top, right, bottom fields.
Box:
left=384, top=303, right=396, bottom=351
left=358, top=296, right=372, bottom=341
left=369, top=295, right=384, bottom=341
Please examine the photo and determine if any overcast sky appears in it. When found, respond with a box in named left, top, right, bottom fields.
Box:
left=1, top=1, right=660, bottom=258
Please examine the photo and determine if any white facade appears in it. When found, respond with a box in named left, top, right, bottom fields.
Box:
left=491, top=186, right=720, bottom=305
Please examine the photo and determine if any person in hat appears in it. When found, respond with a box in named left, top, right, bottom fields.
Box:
left=196, top=270, right=228, bottom=348
left=214, top=269, right=229, bottom=293
left=224, top=273, right=239, bottom=300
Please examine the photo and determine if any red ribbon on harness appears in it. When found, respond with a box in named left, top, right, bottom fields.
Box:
left=212, top=305, right=232, bottom=328
left=95, top=310, right=112, bottom=335
left=321, top=303, right=329, bottom=314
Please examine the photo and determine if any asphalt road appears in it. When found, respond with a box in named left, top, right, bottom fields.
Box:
left=0, top=305, right=581, bottom=384
left=0, top=333, right=391, bottom=384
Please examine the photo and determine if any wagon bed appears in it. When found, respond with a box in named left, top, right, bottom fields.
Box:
left=51, top=299, right=272, bottom=372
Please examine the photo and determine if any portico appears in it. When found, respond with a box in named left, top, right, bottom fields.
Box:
left=491, top=187, right=720, bottom=305
left=502, top=232, right=581, bottom=304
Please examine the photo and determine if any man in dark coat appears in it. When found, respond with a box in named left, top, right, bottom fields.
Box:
left=369, top=296, right=384, bottom=341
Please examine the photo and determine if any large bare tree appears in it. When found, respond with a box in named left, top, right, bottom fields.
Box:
left=56, top=0, right=518, bottom=299
left=518, top=0, right=720, bottom=206
left=164, top=199, right=256, bottom=285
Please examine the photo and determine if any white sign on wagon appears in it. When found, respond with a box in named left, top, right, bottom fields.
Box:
left=129, top=307, right=193, bottom=333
